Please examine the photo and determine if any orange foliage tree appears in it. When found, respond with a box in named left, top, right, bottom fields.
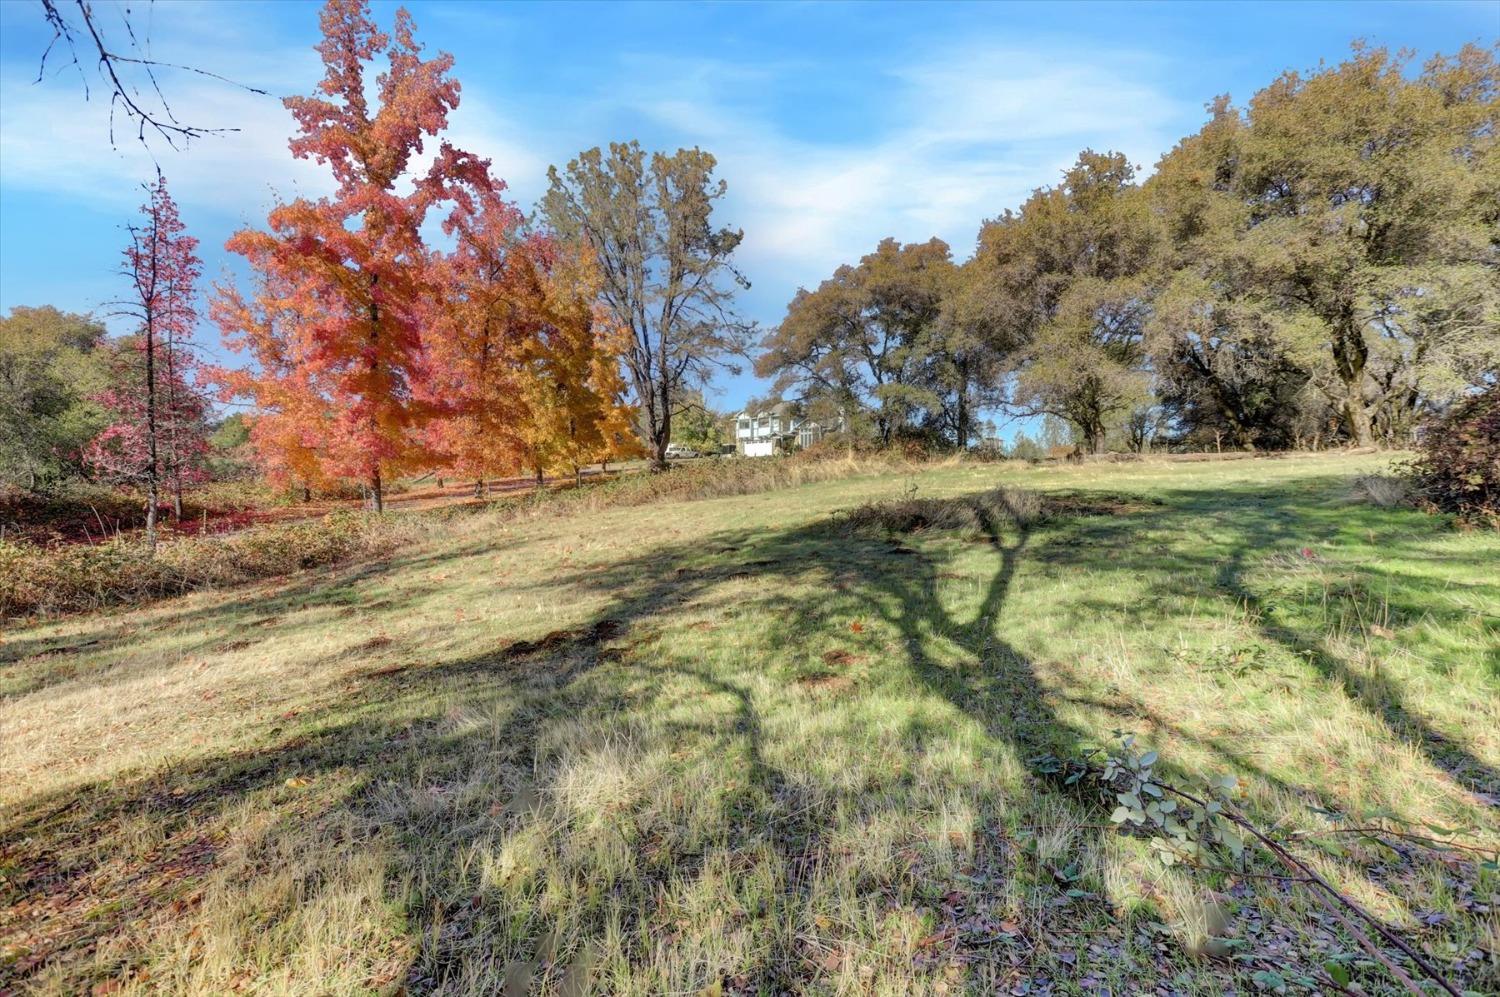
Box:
left=512, top=244, right=641, bottom=487
left=214, top=0, right=489, bottom=510
left=419, top=182, right=534, bottom=496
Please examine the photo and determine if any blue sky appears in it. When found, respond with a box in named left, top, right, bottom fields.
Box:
left=1, top=0, right=1495, bottom=425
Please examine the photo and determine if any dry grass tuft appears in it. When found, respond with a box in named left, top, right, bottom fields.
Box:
left=0, top=511, right=426, bottom=620
left=1351, top=474, right=1413, bottom=508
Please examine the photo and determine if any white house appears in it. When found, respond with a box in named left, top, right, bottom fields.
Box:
left=734, top=402, right=844, bottom=456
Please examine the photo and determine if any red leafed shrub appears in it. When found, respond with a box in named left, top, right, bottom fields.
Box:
left=1406, top=387, right=1500, bottom=521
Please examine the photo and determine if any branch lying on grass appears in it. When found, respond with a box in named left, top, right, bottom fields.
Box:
left=1160, top=781, right=1463, bottom=997
left=1051, top=742, right=1475, bottom=997
left=1288, top=826, right=1499, bottom=859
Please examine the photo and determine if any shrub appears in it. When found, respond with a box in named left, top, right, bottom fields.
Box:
left=1405, top=387, right=1500, bottom=520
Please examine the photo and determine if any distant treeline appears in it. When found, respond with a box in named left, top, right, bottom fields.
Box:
left=757, top=44, right=1499, bottom=454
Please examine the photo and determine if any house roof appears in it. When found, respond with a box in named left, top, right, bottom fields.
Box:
left=735, top=401, right=796, bottom=419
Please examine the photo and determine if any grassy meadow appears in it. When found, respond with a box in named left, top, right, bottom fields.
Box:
left=1, top=452, right=1496, bottom=994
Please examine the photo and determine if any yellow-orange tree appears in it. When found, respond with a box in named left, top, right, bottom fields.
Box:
left=420, top=182, right=534, bottom=495
left=513, top=245, right=641, bottom=487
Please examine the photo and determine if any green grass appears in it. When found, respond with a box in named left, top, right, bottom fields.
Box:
left=2, top=453, right=1496, bottom=994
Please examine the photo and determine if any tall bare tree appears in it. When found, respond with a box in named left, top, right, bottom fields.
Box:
left=541, top=142, right=750, bottom=470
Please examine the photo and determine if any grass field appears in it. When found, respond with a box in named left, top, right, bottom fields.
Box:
left=2, top=453, right=1496, bottom=995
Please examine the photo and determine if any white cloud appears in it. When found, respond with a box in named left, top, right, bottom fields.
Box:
left=0, top=67, right=330, bottom=220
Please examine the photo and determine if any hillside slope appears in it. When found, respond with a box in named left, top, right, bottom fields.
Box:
left=3, top=454, right=1496, bottom=994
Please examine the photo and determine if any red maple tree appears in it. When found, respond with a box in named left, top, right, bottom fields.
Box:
left=87, top=173, right=208, bottom=547
left=216, top=0, right=490, bottom=510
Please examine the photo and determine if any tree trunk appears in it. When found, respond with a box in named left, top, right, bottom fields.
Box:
left=535, top=465, right=545, bottom=490
left=144, top=308, right=159, bottom=554
left=1344, top=391, right=1375, bottom=449
left=367, top=273, right=386, bottom=510
left=653, top=380, right=672, bottom=471
left=474, top=478, right=485, bottom=499
left=574, top=465, right=583, bottom=488
left=303, top=484, right=312, bottom=503
left=145, top=479, right=158, bottom=551
left=172, top=476, right=183, bottom=521
left=1331, top=313, right=1375, bottom=448
left=955, top=358, right=969, bottom=451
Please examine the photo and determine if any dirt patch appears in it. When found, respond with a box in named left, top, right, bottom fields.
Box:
left=796, top=672, right=854, bottom=696
left=499, top=618, right=627, bottom=659
left=1044, top=495, right=1161, bottom=517
left=368, top=663, right=410, bottom=678
left=845, top=487, right=1043, bottom=536
left=358, top=635, right=394, bottom=652
left=821, top=649, right=864, bottom=667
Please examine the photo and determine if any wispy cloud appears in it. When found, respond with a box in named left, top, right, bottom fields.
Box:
left=0, top=5, right=1185, bottom=334
left=603, top=42, right=1184, bottom=308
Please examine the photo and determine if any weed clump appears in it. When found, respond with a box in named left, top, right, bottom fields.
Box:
left=1350, top=474, right=1411, bottom=509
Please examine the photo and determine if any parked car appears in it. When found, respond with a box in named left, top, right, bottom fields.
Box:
left=665, top=443, right=702, bottom=459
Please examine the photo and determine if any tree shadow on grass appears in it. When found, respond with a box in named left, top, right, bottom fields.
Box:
left=537, top=483, right=1494, bottom=992
left=1031, top=481, right=1500, bottom=799
left=0, top=616, right=621, bottom=993
left=5, top=479, right=1492, bottom=994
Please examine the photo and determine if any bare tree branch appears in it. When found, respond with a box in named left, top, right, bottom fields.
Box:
left=37, top=0, right=268, bottom=152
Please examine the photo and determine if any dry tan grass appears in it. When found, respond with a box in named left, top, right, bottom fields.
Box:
left=2, top=452, right=1495, bottom=995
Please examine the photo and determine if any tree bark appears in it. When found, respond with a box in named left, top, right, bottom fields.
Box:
left=956, top=358, right=969, bottom=451
left=1344, top=391, right=1375, bottom=448
left=653, top=364, right=672, bottom=471
left=1331, top=313, right=1375, bottom=448
left=370, top=467, right=383, bottom=514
